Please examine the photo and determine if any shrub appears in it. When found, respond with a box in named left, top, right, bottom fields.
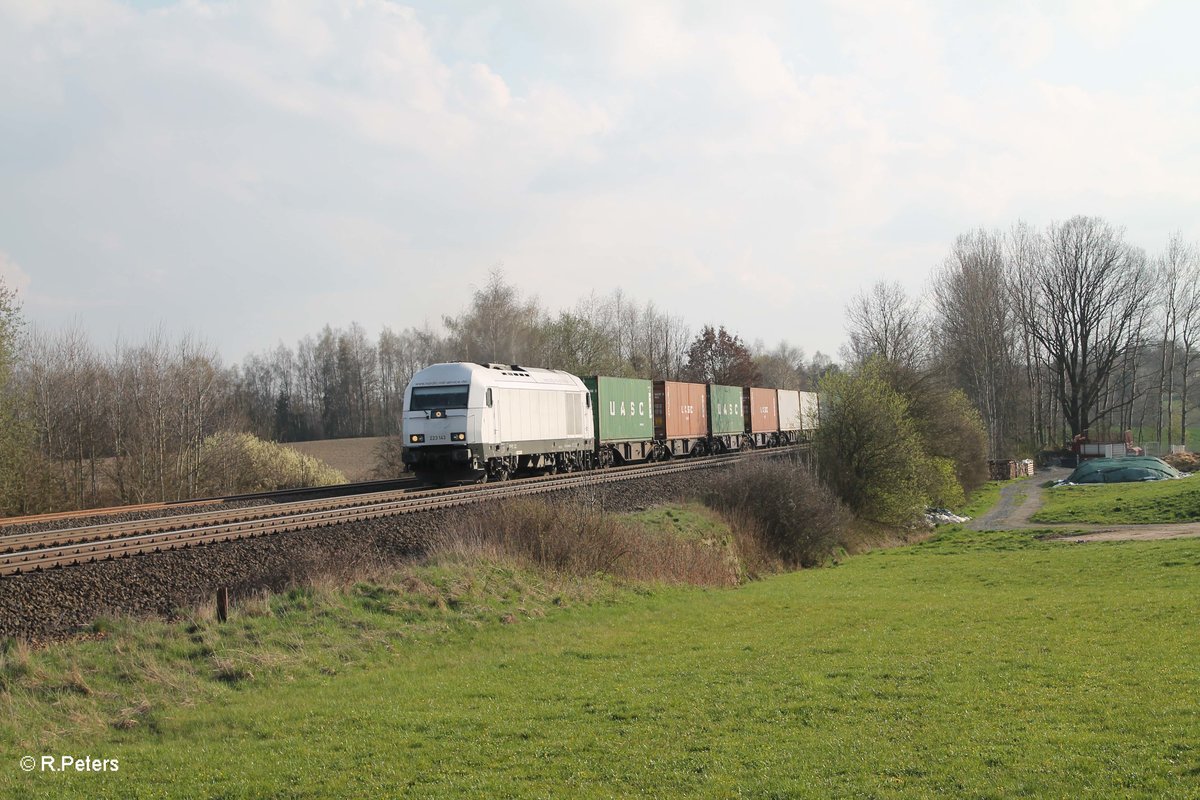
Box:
left=909, top=388, right=989, bottom=496
left=815, top=362, right=928, bottom=525
left=197, top=432, right=347, bottom=495
left=924, top=456, right=966, bottom=509
left=704, top=458, right=850, bottom=568
left=371, top=436, right=407, bottom=479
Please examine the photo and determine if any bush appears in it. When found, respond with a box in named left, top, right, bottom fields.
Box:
left=371, top=436, right=407, bottom=479
left=923, top=456, right=966, bottom=509
left=909, top=388, right=989, bottom=496
left=704, top=458, right=850, bottom=568
left=815, top=362, right=928, bottom=525
left=197, top=432, right=347, bottom=495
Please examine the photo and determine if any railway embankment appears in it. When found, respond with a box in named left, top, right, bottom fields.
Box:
left=0, top=468, right=712, bottom=642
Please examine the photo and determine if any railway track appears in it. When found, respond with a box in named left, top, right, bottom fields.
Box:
left=0, top=477, right=422, bottom=529
left=0, top=448, right=802, bottom=577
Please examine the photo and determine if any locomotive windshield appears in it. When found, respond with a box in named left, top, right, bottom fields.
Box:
left=409, top=385, right=470, bottom=411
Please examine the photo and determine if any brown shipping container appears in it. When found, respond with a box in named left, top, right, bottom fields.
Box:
left=743, top=387, right=780, bottom=434
left=654, top=380, right=708, bottom=439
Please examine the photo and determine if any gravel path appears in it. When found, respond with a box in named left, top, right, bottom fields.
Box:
left=969, top=467, right=1070, bottom=530
left=970, top=466, right=1200, bottom=543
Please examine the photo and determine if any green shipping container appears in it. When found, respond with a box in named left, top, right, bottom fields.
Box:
left=708, top=384, right=745, bottom=436
left=583, top=376, right=655, bottom=443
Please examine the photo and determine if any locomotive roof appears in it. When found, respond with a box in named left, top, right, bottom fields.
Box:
left=409, top=361, right=585, bottom=389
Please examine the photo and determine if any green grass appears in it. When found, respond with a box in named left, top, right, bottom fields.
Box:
left=3, top=520, right=1199, bottom=797
left=625, top=502, right=732, bottom=543
left=1034, top=476, right=1200, bottom=523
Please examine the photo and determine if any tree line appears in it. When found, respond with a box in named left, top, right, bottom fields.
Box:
left=845, top=216, right=1200, bottom=460
left=234, top=272, right=833, bottom=442
left=0, top=271, right=832, bottom=514
left=6, top=213, right=1187, bottom=518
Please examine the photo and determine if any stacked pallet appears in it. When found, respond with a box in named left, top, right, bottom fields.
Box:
left=988, top=459, right=1036, bottom=480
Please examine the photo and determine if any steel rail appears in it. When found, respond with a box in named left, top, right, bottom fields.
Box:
left=0, top=485, right=452, bottom=553
left=0, top=446, right=790, bottom=553
left=0, top=453, right=724, bottom=553
left=0, top=450, right=753, bottom=575
left=0, top=477, right=422, bottom=529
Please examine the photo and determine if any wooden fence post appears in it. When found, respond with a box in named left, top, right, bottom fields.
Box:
left=217, top=587, right=228, bottom=623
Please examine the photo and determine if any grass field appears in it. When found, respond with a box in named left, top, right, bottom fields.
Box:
left=1035, top=475, right=1200, bottom=523
left=3, top=512, right=1198, bottom=797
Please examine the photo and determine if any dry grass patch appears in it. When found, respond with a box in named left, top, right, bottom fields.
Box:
left=704, top=458, right=852, bottom=567
left=434, top=498, right=741, bottom=587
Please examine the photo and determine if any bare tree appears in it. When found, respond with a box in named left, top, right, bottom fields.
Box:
left=931, top=229, right=1020, bottom=458
left=443, top=269, right=545, bottom=365
left=1006, top=222, right=1056, bottom=450
left=752, top=340, right=808, bottom=390
left=1165, top=234, right=1200, bottom=446
left=1015, top=216, right=1150, bottom=439
left=844, top=281, right=928, bottom=371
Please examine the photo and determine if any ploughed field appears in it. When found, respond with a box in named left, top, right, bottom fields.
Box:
left=282, top=436, right=388, bottom=482
left=3, top=524, right=1197, bottom=797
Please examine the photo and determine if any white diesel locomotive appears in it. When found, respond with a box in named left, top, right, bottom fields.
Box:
left=401, top=362, right=596, bottom=483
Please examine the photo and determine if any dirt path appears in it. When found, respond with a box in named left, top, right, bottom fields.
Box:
left=969, top=467, right=1069, bottom=531
left=969, top=466, right=1200, bottom=543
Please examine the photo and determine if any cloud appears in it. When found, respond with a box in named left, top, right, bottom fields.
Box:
left=0, top=0, right=1197, bottom=362
left=0, top=251, right=30, bottom=293
left=990, top=3, right=1055, bottom=68
left=1067, top=0, right=1153, bottom=47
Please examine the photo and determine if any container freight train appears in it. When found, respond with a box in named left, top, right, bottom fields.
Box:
left=401, top=362, right=819, bottom=484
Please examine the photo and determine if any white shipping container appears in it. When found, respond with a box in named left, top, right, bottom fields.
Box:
left=777, top=389, right=802, bottom=432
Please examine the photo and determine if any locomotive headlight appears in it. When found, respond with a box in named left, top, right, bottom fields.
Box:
left=451, top=432, right=466, bottom=441
left=409, top=434, right=424, bottom=443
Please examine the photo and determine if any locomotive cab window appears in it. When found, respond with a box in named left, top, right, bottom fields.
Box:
left=486, top=388, right=493, bottom=407
left=409, top=385, right=470, bottom=411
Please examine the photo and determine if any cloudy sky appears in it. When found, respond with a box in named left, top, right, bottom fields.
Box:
left=1, top=0, right=1197, bottom=362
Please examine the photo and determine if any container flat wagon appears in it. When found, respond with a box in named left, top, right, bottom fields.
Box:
left=653, top=380, right=709, bottom=457
left=707, top=383, right=746, bottom=453
left=743, top=387, right=780, bottom=447
left=583, top=376, right=656, bottom=466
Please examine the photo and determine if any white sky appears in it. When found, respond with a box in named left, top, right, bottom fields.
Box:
left=2, top=0, right=1197, bottom=362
